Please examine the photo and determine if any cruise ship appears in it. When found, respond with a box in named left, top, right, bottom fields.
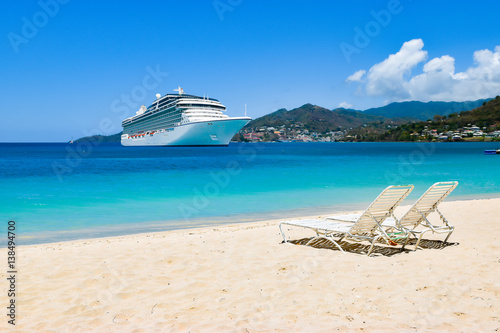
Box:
left=121, top=87, right=251, bottom=146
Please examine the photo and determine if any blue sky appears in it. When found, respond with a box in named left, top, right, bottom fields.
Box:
left=2, top=0, right=500, bottom=142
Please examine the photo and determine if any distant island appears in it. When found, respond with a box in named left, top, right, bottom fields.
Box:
left=76, top=97, right=500, bottom=143
left=75, top=132, right=122, bottom=143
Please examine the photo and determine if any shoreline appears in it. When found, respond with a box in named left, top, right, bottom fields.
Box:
left=13, top=193, right=500, bottom=247
left=1, top=197, right=499, bottom=331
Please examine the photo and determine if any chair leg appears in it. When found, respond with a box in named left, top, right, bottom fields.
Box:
left=444, top=227, right=454, bottom=243
left=279, top=223, right=287, bottom=243
left=305, top=237, right=317, bottom=246
left=305, top=236, right=345, bottom=252
left=414, top=230, right=430, bottom=250
left=368, top=240, right=381, bottom=256
left=327, top=237, right=345, bottom=253
left=401, top=236, right=410, bottom=250
left=367, top=235, right=383, bottom=256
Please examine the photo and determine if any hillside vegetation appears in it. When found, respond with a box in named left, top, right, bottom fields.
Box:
left=74, top=132, right=122, bottom=143
left=370, top=96, right=500, bottom=141
left=243, top=103, right=387, bottom=133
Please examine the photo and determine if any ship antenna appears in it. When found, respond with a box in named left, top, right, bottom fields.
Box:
left=245, top=104, right=247, bottom=117
left=174, top=86, right=184, bottom=95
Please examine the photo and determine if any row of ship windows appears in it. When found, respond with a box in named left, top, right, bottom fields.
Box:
left=186, top=113, right=226, bottom=118
left=157, top=114, right=181, bottom=120
left=125, top=117, right=181, bottom=133
left=157, top=102, right=176, bottom=109
left=125, top=113, right=223, bottom=131
left=183, top=108, right=224, bottom=112
left=126, top=107, right=225, bottom=124
left=187, top=115, right=226, bottom=118
left=127, top=109, right=178, bottom=125
left=184, top=110, right=223, bottom=113
left=137, top=105, right=223, bottom=122
left=127, top=108, right=223, bottom=126
left=179, top=104, right=225, bottom=109
left=126, top=124, right=179, bottom=134
left=125, top=117, right=226, bottom=134
left=148, top=99, right=223, bottom=110
left=127, top=115, right=180, bottom=127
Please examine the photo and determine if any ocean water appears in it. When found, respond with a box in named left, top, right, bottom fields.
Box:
left=1, top=142, right=499, bottom=245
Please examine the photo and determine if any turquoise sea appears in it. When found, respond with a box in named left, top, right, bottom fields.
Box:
left=1, top=142, right=499, bottom=245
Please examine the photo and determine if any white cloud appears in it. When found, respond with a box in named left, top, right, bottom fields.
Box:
left=365, top=39, right=427, bottom=99
left=346, top=70, right=366, bottom=82
left=338, top=101, right=353, bottom=109
left=407, top=55, right=457, bottom=101
left=348, top=39, right=500, bottom=102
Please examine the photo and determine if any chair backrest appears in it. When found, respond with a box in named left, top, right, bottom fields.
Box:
left=398, top=181, right=458, bottom=229
left=349, top=185, right=414, bottom=235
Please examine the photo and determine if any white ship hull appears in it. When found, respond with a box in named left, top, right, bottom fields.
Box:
left=121, top=117, right=250, bottom=146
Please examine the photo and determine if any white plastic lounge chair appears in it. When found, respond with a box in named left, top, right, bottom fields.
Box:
left=279, top=185, right=414, bottom=256
left=327, top=181, right=459, bottom=250
left=385, top=181, right=458, bottom=249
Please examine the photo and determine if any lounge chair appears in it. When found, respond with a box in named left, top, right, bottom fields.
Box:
left=279, top=185, right=414, bottom=256
left=327, top=181, right=459, bottom=250
left=384, top=181, right=458, bottom=249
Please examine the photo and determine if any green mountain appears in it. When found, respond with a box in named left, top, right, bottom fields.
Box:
left=244, top=103, right=387, bottom=133
left=373, top=96, right=500, bottom=141
left=443, top=96, right=500, bottom=127
left=363, top=99, right=491, bottom=121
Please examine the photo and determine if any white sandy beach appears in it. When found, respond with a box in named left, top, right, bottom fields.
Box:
left=1, top=198, right=499, bottom=332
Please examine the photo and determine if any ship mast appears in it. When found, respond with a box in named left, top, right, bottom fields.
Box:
left=173, top=86, right=184, bottom=95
